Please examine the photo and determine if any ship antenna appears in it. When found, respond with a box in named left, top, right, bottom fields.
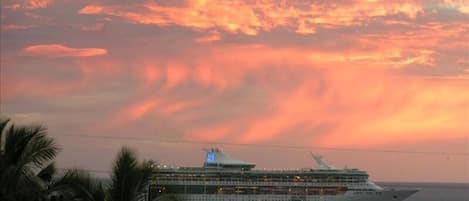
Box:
left=310, top=152, right=335, bottom=170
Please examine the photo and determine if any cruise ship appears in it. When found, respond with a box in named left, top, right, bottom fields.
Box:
left=148, top=148, right=418, bottom=201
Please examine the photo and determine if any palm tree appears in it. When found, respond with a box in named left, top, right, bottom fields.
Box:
left=108, top=147, right=153, bottom=201
left=0, top=118, right=60, bottom=201
left=0, top=117, right=169, bottom=201
left=0, top=117, right=105, bottom=201
left=48, top=169, right=106, bottom=201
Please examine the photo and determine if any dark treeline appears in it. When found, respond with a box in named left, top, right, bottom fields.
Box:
left=0, top=117, right=177, bottom=201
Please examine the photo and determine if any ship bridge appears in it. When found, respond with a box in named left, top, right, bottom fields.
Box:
left=203, top=148, right=256, bottom=170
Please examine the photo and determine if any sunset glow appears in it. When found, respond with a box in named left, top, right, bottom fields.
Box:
left=1, top=0, right=468, bottom=182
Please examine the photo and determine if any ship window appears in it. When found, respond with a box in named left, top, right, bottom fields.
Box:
left=207, top=152, right=216, bottom=162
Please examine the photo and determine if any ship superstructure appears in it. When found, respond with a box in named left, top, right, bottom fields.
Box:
left=148, top=148, right=418, bottom=201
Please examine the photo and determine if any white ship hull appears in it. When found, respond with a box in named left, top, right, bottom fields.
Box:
left=159, top=189, right=418, bottom=201
left=339, top=189, right=419, bottom=201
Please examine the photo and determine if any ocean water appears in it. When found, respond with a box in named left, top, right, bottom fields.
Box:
left=381, top=183, right=469, bottom=201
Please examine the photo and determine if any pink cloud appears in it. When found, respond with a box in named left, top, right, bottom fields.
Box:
left=80, top=23, right=105, bottom=32
left=23, top=44, right=108, bottom=57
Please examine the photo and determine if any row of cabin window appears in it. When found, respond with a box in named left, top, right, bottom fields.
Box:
left=149, top=185, right=348, bottom=196
left=154, top=175, right=367, bottom=183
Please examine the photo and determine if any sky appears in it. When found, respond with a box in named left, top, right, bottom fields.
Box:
left=1, top=0, right=468, bottom=183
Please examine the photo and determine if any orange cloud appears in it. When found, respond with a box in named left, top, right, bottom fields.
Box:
left=188, top=122, right=236, bottom=142
left=1, top=75, right=85, bottom=101
left=3, top=3, right=21, bottom=10
left=142, top=65, right=161, bottom=86
left=79, top=5, right=105, bottom=14
left=193, top=44, right=439, bottom=84
left=193, top=64, right=230, bottom=90
left=159, top=99, right=207, bottom=116
left=164, top=62, right=189, bottom=90
left=14, top=41, right=467, bottom=150
left=78, top=0, right=429, bottom=35
left=145, top=42, right=466, bottom=146
left=1, top=24, right=35, bottom=30
left=440, top=0, right=469, bottom=14
left=79, top=1, right=262, bottom=35
left=233, top=68, right=469, bottom=147
left=239, top=83, right=324, bottom=143
left=6, top=0, right=466, bottom=150
left=126, top=99, right=160, bottom=121
left=3, top=0, right=54, bottom=10
left=320, top=77, right=469, bottom=147
left=26, top=0, right=54, bottom=9
left=23, top=44, right=108, bottom=57
left=194, top=31, right=221, bottom=43
left=80, top=23, right=105, bottom=31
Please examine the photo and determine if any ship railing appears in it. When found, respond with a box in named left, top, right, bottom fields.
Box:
left=152, top=180, right=359, bottom=187
left=153, top=176, right=367, bottom=183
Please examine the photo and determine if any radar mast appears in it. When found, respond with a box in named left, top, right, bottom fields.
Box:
left=310, top=152, right=336, bottom=170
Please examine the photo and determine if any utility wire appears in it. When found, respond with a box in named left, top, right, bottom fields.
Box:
left=56, top=134, right=469, bottom=156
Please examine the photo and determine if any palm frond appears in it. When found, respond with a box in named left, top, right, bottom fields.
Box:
left=37, top=162, right=57, bottom=183
left=3, top=125, right=35, bottom=166
left=0, top=117, right=10, bottom=152
left=0, top=120, right=61, bottom=201
left=23, top=125, right=60, bottom=169
left=51, top=169, right=106, bottom=201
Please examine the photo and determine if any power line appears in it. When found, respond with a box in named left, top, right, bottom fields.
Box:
left=56, top=134, right=469, bottom=156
